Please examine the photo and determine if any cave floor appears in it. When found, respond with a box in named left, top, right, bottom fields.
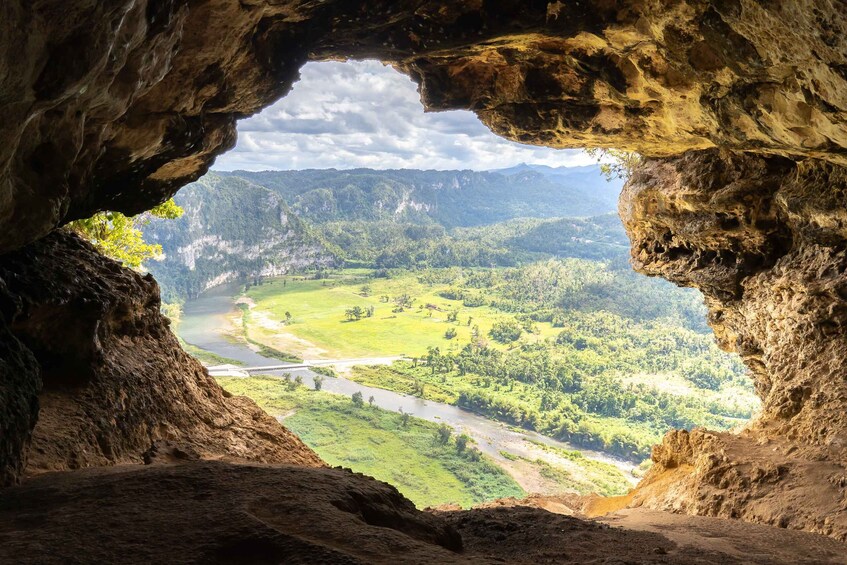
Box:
left=0, top=461, right=843, bottom=564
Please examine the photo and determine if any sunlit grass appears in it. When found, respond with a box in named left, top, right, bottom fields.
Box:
left=244, top=271, right=554, bottom=359
left=217, top=375, right=525, bottom=508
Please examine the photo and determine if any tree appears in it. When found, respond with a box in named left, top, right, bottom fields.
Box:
left=294, top=375, right=304, bottom=388
left=585, top=148, right=641, bottom=181
left=351, top=391, right=364, bottom=406
left=345, top=306, right=365, bottom=321
left=66, top=198, right=184, bottom=269
left=455, top=434, right=469, bottom=453
left=313, top=375, right=324, bottom=391
left=282, top=372, right=297, bottom=391
left=444, top=327, right=457, bottom=340
left=437, top=423, right=452, bottom=444
left=161, top=302, right=182, bottom=325
left=400, top=412, right=411, bottom=427
left=489, top=319, right=523, bottom=343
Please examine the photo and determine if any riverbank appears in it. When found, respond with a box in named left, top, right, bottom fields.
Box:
left=179, top=283, right=638, bottom=503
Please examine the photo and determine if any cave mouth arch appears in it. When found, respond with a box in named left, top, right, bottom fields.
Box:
left=2, top=0, right=847, bottom=544
left=148, top=59, right=759, bottom=509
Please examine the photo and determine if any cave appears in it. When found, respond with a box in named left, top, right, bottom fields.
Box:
left=1, top=1, right=847, bottom=563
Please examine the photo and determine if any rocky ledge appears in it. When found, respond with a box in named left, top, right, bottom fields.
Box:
left=1, top=460, right=843, bottom=564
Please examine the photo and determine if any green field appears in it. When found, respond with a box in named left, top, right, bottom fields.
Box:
left=216, top=375, right=525, bottom=508
left=238, top=266, right=757, bottom=463
left=243, top=270, right=556, bottom=359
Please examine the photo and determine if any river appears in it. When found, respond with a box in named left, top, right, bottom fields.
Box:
left=180, top=283, right=637, bottom=482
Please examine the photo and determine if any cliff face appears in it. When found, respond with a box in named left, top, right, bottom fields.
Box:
left=2, top=0, right=847, bottom=545
left=619, top=150, right=847, bottom=538
left=143, top=173, right=338, bottom=300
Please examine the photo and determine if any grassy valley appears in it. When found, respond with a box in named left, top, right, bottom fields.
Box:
left=217, top=375, right=526, bottom=508
left=238, top=264, right=756, bottom=462
left=159, top=166, right=758, bottom=507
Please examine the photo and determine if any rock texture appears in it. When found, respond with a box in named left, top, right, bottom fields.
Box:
left=2, top=460, right=844, bottom=564
left=0, top=230, right=322, bottom=482
left=3, top=1, right=847, bottom=254
left=620, top=150, right=847, bottom=539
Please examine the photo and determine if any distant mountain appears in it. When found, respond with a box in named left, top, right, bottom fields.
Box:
left=223, top=165, right=621, bottom=227
left=143, top=166, right=626, bottom=300
left=144, top=174, right=339, bottom=301
left=493, top=163, right=622, bottom=209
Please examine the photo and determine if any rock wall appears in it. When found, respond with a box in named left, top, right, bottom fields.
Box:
left=620, top=150, right=847, bottom=539
left=0, top=231, right=322, bottom=482
left=3, top=1, right=847, bottom=254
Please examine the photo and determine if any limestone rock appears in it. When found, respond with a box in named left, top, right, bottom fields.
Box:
left=621, top=150, right=847, bottom=539
left=0, top=231, right=322, bottom=482
left=3, top=1, right=847, bottom=253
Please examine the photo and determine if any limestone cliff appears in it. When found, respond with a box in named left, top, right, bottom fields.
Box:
left=620, top=150, right=847, bottom=539
left=144, top=172, right=339, bottom=300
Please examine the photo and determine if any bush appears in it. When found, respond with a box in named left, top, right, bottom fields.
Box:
left=488, top=319, right=522, bottom=343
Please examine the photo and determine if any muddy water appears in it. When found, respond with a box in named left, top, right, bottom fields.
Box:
left=181, top=283, right=637, bottom=481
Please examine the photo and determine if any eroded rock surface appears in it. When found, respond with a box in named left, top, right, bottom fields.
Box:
left=3, top=1, right=847, bottom=253
left=2, top=460, right=843, bottom=564
left=0, top=231, right=322, bottom=481
left=621, top=150, right=847, bottom=539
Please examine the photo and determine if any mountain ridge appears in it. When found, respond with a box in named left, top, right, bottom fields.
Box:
left=143, top=166, right=626, bottom=301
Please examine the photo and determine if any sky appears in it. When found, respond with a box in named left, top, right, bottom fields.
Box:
left=213, top=60, right=596, bottom=172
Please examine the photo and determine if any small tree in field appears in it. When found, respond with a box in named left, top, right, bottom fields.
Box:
left=345, top=306, right=365, bottom=321
left=351, top=391, right=364, bottom=407
left=313, top=375, right=324, bottom=391
left=455, top=434, right=469, bottom=454
left=437, top=424, right=452, bottom=444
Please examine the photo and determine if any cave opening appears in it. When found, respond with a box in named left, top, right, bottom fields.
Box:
left=143, top=60, right=758, bottom=510
left=4, top=2, right=847, bottom=561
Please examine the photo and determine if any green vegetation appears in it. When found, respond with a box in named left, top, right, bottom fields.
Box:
left=157, top=165, right=757, bottom=495
left=143, top=174, right=339, bottom=301
left=524, top=440, right=633, bottom=497
left=179, top=341, right=244, bottom=367
left=68, top=199, right=184, bottom=268
left=243, top=264, right=757, bottom=462
left=142, top=167, right=624, bottom=301
left=216, top=375, right=525, bottom=508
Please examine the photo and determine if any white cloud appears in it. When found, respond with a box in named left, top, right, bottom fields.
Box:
left=213, top=60, right=597, bottom=172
